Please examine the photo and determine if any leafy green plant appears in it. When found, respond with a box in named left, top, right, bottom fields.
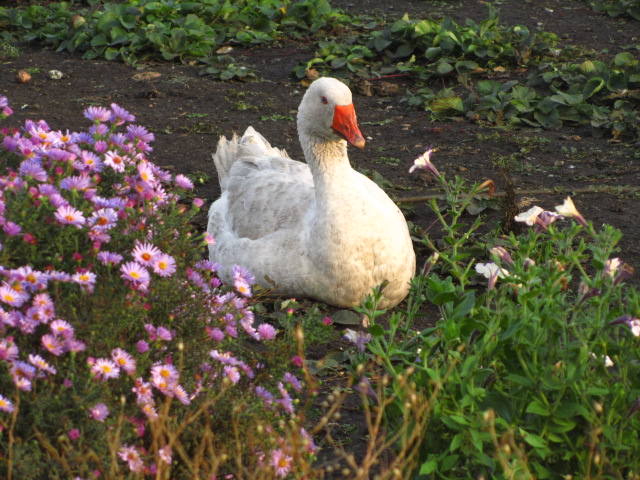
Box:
left=294, top=8, right=558, bottom=79
left=582, top=0, right=640, bottom=20
left=0, top=0, right=347, bottom=64
left=364, top=158, right=640, bottom=477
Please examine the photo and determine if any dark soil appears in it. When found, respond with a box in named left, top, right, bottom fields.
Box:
left=1, top=0, right=640, bottom=472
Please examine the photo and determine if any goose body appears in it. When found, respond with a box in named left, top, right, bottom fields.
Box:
left=207, top=77, right=415, bottom=308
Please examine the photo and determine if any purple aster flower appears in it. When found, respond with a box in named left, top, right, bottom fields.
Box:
left=255, top=386, right=274, bottom=404
left=84, top=106, right=111, bottom=123
left=343, top=328, right=372, bottom=353
left=60, top=174, right=92, bottom=191
left=3, top=221, right=22, bottom=236
left=110, top=104, right=135, bottom=125
left=174, top=174, right=194, bottom=190
left=283, top=372, right=302, bottom=392
left=126, top=124, right=154, bottom=143
left=206, top=327, right=224, bottom=341
left=19, top=159, right=48, bottom=181
left=135, top=340, right=149, bottom=353
left=97, top=251, right=123, bottom=266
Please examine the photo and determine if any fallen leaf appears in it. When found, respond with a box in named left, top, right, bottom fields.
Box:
left=132, top=72, right=161, bottom=81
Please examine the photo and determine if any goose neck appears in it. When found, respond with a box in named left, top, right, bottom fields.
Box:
left=300, top=133, right=351, bottom=181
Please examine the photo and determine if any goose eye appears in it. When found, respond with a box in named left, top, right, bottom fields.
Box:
left=321, top=96, right=328, bottom=104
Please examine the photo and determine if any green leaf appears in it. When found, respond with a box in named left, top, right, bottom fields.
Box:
left=520, top=430, right=547, bottom=449
left=526, top=398, right=550, bottom=416
left=419, top=458, right=437, bottom=475
left=368, top=324, right=384, bottom=337
left=436, top=61, right=454, bottom=75
left=429, top=95, right=464, bottom=113
left=582, top=76, right=605, bottom=98
left=614, top=51, right=636, bottom=68
left=425, top=46, right=441, bottom=59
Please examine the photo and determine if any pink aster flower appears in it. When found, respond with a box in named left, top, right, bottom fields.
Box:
left=257, top=323, right=277, bottom=340
left=0, top=338, right=19, bottom=362
left=111, top=348, right=136, bottom=375
left=270, top=448, right=293, bottom=478
left=141, top=402, right=158, bottom=420
left=104, top=151, right=127, bottom=172
left=158, top=445, right=172, bottom=465
left=152, top=254, right=176, bottom=277
left=118, top=445, right=144, bottom=473
left=132, top=378, right=154, bottom=405
left=0, top=284, right=29, bottom=307
left=28, top=354, right=57, bottom=375
left=174, top=174, right=194, bottom=190
left=132, top=242, right=161, bottom=267
left=0, top=394, right=14, bottom=413
left=91, top=358, right=120, bottom=380
left=151, top=363, right=179, bottom=387
left=224, top=365, right=241, bottom=384
left=89, top=208, right=118, bottom=231
left=120, top=262, right=150, bottom=289
left=50, top=319, right=74, bottom=338
left=89, top=402, right=109, bottom=422
left=41, top=333, right=65, bottom=356
left=54, top=205, right=86, bottom=227
left=72, top=271, right=96, bottom=291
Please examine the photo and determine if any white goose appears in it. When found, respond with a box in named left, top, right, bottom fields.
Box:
left=207, top=77, right=415, bottom=308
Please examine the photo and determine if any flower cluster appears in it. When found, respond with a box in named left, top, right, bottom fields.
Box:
left=0, top=96, right=306, bottom=477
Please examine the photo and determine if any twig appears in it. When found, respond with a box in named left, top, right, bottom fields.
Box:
left=396, top=184, right=640, bottom=203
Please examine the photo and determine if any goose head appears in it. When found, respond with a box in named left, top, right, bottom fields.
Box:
left=297, top=77, right=365, bottom=149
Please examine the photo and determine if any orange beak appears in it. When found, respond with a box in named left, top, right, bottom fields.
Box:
left=332, top=104, right=365, bottom=149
